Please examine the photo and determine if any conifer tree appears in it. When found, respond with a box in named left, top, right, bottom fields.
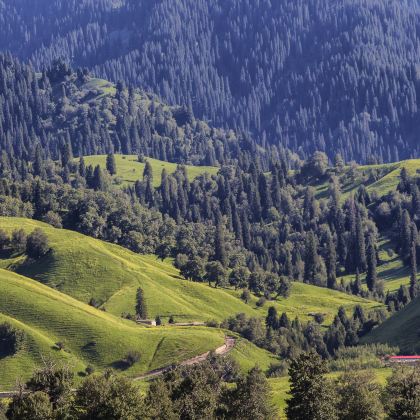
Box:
left=106, top=153, right=117, bottom=175
left=214, top=221, right=228, bottom=267
left=366, top=233, right=377, bottom=292
left=326, top=230, right=337, bottom=289
left=304, top=231, right=318, bottom=284
left=409, top=225, right=418, bottom=299
left=286, top=352, right=337, bottom=420
left=92, top=165, right=105, bottom=191
left=79, top=156, right=86, bottom=177
left=355, top=210, right=367, bottom=272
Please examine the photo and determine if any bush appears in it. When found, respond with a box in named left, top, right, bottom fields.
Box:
left=240, top=289, right=251, bottom=304
left=55, top=342, right=65, bottom=351
left=314, top=313, right=325, bottom=324
left=168, top=315, right=175, bottom=324
left=0, top=322, right=25, bottom=355
left=0, top=229, right=9, bottom=251
left=85, top=366, right=95, bottom=376
left=11, top=229, right=27, bottom=254
left=256, top=297, right=266, bottom=307
left=26, top=228, right=50, bottom=259
left=124, top=351, right=141, bottom=367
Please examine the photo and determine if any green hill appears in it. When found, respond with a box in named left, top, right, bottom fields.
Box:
left=0, top=218, right=381, bottom=325
left=0, top=268, right=226, bottom=389
left=79, top=154, right=219, bottom=188
left=314, top=159, right=420, bottom=200
left=363, top=297, right=420, bottom=354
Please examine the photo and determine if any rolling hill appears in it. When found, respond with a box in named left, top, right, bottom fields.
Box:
left=0, top=218, right=382, bottom=325
left=0, top=268, right=226, bottom=389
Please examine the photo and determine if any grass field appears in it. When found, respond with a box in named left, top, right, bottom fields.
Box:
left=270, top=368, right=392, bottom=419
left=363, top=297, right=420, bottom=354
left=0, top=218, right=382, bottom=326
left=79, top=154, right=219, bottom=187
left=0, top=268, right=226, bottom=389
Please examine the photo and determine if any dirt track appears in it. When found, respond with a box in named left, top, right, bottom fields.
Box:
left=0, top=336, right=236, bottom=398
left=133, top=335, right=236, bottom=381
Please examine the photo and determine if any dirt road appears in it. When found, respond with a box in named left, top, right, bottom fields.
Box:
left=133, top=335, right=236, bottom=381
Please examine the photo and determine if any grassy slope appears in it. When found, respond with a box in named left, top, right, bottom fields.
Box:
left=337, top=237, right=414, bottom=293
left=0, top=268, right=225, bottom=389
left=79, top=154, right=219, bottom=187
left=314, top=159, right=420, bottom=201
left=0, top=218, right=381, bottom=325
left=363, top=297, right=420, bottom=354
left=228, top=337, right=279, bottom=372
left=270, top=368, right=392, bottom=419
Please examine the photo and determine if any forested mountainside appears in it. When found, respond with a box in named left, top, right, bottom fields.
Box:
left=0, top=54, right=282, bottom=167
left=1, top=0, right=420, bottom=163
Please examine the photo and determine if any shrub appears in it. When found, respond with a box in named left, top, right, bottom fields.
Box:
left=55, top=342, right=65, bottom=351
left=256, top=297, right=266, bottom=307
left=26, top=228, right=50, bottom=259
left=0, top=322, right=25, bottom=355
left=240, top=289, right=251, bottom=304
left=124, top=351, right=141, bottom=367
left=314, top=313, right=325, bottom=324
left=0, top=229, right=9, bottom=251
left=11, top=229, right=27, bottom=254
left=85, top=366, right=95, bottom=376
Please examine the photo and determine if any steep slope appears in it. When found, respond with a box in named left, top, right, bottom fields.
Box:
left=0, top=218, right=382, bottom=325
left=363, top=298, right=420, bottom=354
left=0, top=268, right=225, bottom=389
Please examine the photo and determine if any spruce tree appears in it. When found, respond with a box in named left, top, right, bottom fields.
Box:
left=409, top=228, right=418, bottom=299
left=365, top=233, right=377, bottom=292
left=304, top=231, right=318, bottom=284
left=106, top=153, right=117, bottom=175
left=326, top=230, right=337, bottom=289
left=92, top=165, right=105, bottom=191
left=355, top=210, right=367, bottom=272
left=400, top=210, right=412, bottom=262
left=214, top=221, right=228, bottom=267
left=286, top=352, right=337, bottom=420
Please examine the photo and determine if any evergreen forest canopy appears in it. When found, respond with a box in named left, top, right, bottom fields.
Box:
left=0, top=0, right=420, bottom=162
